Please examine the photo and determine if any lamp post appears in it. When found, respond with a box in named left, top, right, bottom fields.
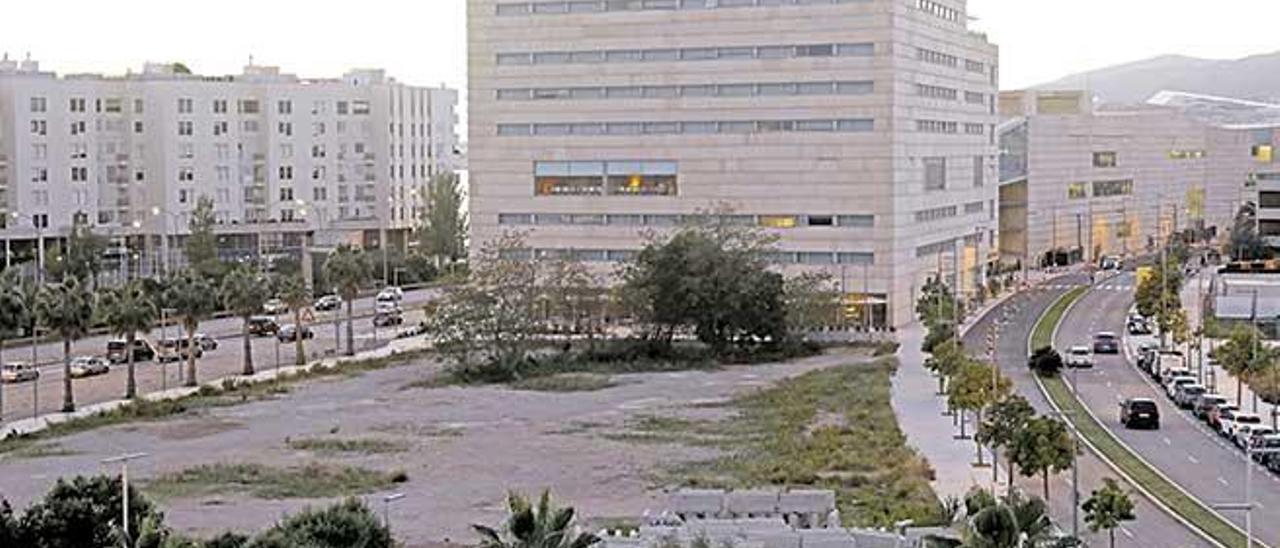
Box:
left=1212, top=445, right=1280, bottom=548
left=151, top=206, right=180, bottom=277
left=102, top=452, right=148, bottom=543
left=9, top=212, right=45, bottom=285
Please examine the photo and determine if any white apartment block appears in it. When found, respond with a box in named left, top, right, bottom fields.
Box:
left=997, top=90, right=1257, bottom=266
left=468, top=0, right=1000, bottom=327
left=0, top=56, right=460, bottom=273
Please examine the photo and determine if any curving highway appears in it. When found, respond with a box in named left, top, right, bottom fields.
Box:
left=1054, top=272, right=1279, bottom=545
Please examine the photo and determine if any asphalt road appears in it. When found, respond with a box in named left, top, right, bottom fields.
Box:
left=0, top=288, right=436, bottom=421
left=963, top=273, right=1210, bottom=547
left=1055, top=272, right=1280, bottom=545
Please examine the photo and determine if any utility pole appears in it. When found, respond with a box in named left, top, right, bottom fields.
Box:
left=102, top=452, right=148, bottom=543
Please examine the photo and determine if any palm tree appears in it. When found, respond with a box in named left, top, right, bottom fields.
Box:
left=278, top=274, right=312, bottom=366
left=473, top=491, right=600, bottom=548
left=35, top=275, right=94, bottom=412
left=0, top=270, right=30, bottom=420
left=963, top=488, right=1053, bottom=548
left=220, top=265, right=269, bottom=376
left=166, top=272, right=217, bottom=386
left=99, top=280, right=157, bottom=399
left=323, top=245, right=370, bottom=356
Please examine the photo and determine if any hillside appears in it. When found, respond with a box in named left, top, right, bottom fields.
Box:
left=1032, top=51, right=1280, bottom=105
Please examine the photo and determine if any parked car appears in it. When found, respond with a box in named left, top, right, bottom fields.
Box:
left=193, top=333, right=219, bottom=351
left=157, top=338, right=203, bottom=363
left=1136, top=343, right=1158, bottom=374
left=276, top=324, right=314, bottom=342
left=1127, top=315, right=1152, bottom=335
left=1235, top=424, right=1275, bottom=450
left=1222, top=411, right=1262, bottom=439
left=1209, top=403, right=1240, bottom=431
left=263, top=298, right=288, bottom=315
left=69, top=356, right=111, bottom=378
left=1092, top=332, right=1120, bottom=354
left=1101, top=256, right=1121, bottom=270
left=1065, top=346, right=1093, bottom=368
left=1174, top=383, right=1207, bottom=409
left=314, top=294, right=342, bottom=311
left=1120, top=398, right=1160, bottom=429
left=248, top=316, right=281, bottom=336
left=1163, top=372, right=1196, bottom=399
left=1253, top=435, right=1280, bottom=462
left=374, top=300, right=401, bottom=314
left=373, top=311, right=404, bottom=327
left=1154, top=352, right=1186, bottom=382
left=1, top=362, right=39, bottom=384
left=1193, top=394, right=1229, bottom=420
left=106, top=339, right=156, bottom=364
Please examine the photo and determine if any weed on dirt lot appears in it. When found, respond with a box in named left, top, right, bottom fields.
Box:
left=145, top=462, right=408, bottom=500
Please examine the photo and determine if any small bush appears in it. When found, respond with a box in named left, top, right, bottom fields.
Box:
left=1028, top=346, right=1063, bottom=378
left=511, top=373, right=617, bottom=392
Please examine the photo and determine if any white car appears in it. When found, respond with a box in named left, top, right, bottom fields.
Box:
left=376, top=286, right=404, bottom=302
left=0, top=362, right=39, bottom=383
left=1065, top=346, right=1093, bottom=368
left=263, top=298, right=288, bottom=315
left=1222, top=412, right=1262, bottom=439
left=69, top=356, right=110, bottom=378
left=374, top=300, right=401, bottom=314
left=1235, top=424, right=1275, bottom=450
left=1165, top=376, right=1197, bottom=399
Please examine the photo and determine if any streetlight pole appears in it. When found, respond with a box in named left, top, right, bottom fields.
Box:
left=1213, top=446, right=1280, bottom=548
left=102, top=452, right=148, bottom=543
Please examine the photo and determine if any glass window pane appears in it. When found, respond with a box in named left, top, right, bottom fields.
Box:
left=569, top=161, right=605, bottom=175
left=682, top=121, right=717, bottom=134
left=571, top=123, right=604, bottom=135
left=534, top=162, right=570, bottom=176
left=681, top=48, right=718, bottom=61
left=681, top=85, right=716, bottom=97
left=838, top=43, right=875, bottom=56
left=571, top=88, right=606, bottom=99
left=497, top=53, right=532, bottom=65
left=605, top=122, right=643, bottom=135
left=758, top=83, right=796, bottom=96
left=718, top=84, right=754, bottom=97
left=607, top=87, right=644, bottom=98
left=797, top=82, right=835, bottom=95
left=570, top=51, right=606, bottom=63
left=606, top=50, right=643, bottom=62
left=532, top=52, right=571, bottom=64
left=643, top=49, right=679, bottom=61
left=757, top=46, right=790, bottom=59
left=644, top=86, right=679, bottom=98
left=720, top=121, right=754, bottom=133
left=644, top=122, right=679, bottom=134
left=533, top=2, right=569, bottom=12
left=837, top=119, right=874, bottom=132
left=836, top=81, right=874, bottom=94
left=718, top=47, right=755, bottom=59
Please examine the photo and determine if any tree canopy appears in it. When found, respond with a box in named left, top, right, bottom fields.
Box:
left=418, top=172, right=469, bottom=263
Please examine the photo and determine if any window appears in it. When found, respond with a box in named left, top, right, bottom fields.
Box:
left=1092, top=151, right=1117, bottom=168
left=917, top=48, right=957, bottom=67
left=503, top=118, right=875, bottom=137
left=534, top=160, right=678, bottom=196
left=1260, top=192, right=1280, bottom=209
left=30, top=120, right=46, bottom=136
left=1253, top=145, right=1273, bottom=163
left=914, top=206, right=957, bottom=223
left=1067, top=183, right=1088, bottom=200
left=280, top=187, right=294, bottom=201
left=965, top=59, right=985, bottom=74
left=1092, top=179, right=1133, bottom=197
left=924, top=157, right=946, bottom=191
left=70, top=167, right=88, bottom=182
left=353, top=101, right=371, bottom=115
left=134, top=98, right=145, bottom=113
left=916, top=83, right=956, bottom=100
left=964, top=201, right=984, bottom=214
left=134, top=121, right=144, bottom=134
left=32, top=144, right=47, bottom=160
left=313, top=187, right=328, bottom=201
left=973, top=156, right=984, bottom=187
left=30, top=97, right=47, bottom=113
left=277, top=100, right=293, bottom=115
left=69, top=98, right=86, bottom=113
left=278, top=122, right=293, bottom=136
left=178, top=143, right=195, bottom=159
left=279, top=166, right=294, bottom=180
left=917, top=120, right=957, bottom=134
left=178, top=98, right=194, bottom=114
left=238, top=100, right=260, bottom=114
left=312, top=144, right=326, bottom=158
left=178, top=121, right=193, bottom=136
left=70, top=120, right=87, bottom=136
left=213, top=121, right=228, bottom=136
left=31, top=168, right=48, bottom=183
left=336, top=101, right=349, bottom=115
left=965, top=91, right=985, bottom=105
left=281, top=144, right=294, bottom=158
left=213, top=99, right=228, bottom=114
left=178, top=167, right=195, bottom=182
left=837, top=215, right=874, bottom=228
left=760, top=215, right=798, bottom=228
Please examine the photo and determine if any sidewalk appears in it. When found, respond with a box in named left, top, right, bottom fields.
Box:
left=0, top=334, right=430, bottom=440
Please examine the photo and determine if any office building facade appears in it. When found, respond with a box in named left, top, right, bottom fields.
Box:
left=0, top=56, right=460, bottom=274
left=468, top=0, right=1000, bottom=327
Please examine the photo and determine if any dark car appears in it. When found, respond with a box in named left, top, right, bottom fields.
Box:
left=248, top=316, right=280, bottom=336
left=1136, top=343, right=1158, bottom=374
left=373, top=312, right=404, bottom=327
left=314, top=294, right=342, bottom=311
left=106, top=339, right=156, bottom=364
left=1127, top=316, right=1152, bottom=335
left=276, top=324, right=314, bottom=342
left=1093, top=332, right=1120, bottom=354
left=1121, top=398, right=1160, bottom=429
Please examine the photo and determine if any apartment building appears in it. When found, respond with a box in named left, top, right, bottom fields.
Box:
left=0, top=56, right=460, bottom=273
left=468, top=0, right=1000, bottom=327
left=997, top=90, right=1257, bottom=265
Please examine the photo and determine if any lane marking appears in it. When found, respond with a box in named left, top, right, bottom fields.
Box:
left=1218, top=477, right=1230, bottom=487
left=1187, top=455, right=1199, bottom=464
left=1163, top=437, right=1172, bottom=446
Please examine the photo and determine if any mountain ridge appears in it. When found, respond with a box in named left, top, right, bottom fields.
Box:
left=1031, top=51, right=1280, bottom=105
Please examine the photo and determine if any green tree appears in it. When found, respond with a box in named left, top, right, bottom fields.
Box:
left=1211, top=324, right=1277, bottom=408
left=0, top=501, right=17, bottom=547
left=430, top=232, right=540, bottom=380
left=473, top=491, right=600, bottom=548
left=925, top=338, right=966, bottom=394
left=16, top=475, right=159, bottom=548
left=323, top=245, right=371, bottom=356
left=278, top=274, right=312, bottom=366
left=1228, top=202, right=1271, bottom=261
left=962, top=488, right=1053, bottom=548
left=1082, top=478, right=1136, bottom=548
left=246, top=498, right=392, bottom=548
left=618, top=217, right=786, bottom=353
left=99, top=280, right=158, bottom=398
left=36, top=275, right=94, bottom=412
left=1027, top=347, right=1063, bottom=378
left=0, top=270, right=29, bottom=419
left=166, top=272, right=218, bottom=386
left=978, top=395, right=1036, bottom=490
left=1134, top=257, right=1183, bottom=346
left=54, top=218, right=107, bottom=290
left=783, top=271, right=840, bottom=333
left=418, top=172, right=469, bottom=264
left=220, top=265, right=270, bottom=376
left=1009, top=416, right=1075, bottom=500
left=947, top=359, right=1012, bottom=459
left=186, top=195, right=225, bottom=281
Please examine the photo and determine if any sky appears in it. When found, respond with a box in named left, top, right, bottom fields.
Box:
left=1, top=0, right=1278, bottom=108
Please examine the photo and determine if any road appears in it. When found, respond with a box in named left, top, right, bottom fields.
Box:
left=1054, top=272, right=1280, bottom=545
left=963, top=273, right=1210, bottom=547
left=0, top=288, right=436, bottom=421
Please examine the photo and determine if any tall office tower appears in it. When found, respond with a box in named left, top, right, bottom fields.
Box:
left=0, top=57, right=460, bottom=276
left=468, top=0, right=998, bottom=326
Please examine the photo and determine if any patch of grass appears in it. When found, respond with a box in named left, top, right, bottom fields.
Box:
left=1032, top=288, right=1249, bottom=548
left=145, top=462, right=408, bottom=500
left=285, top=437, right=408, bottom=455
left=510, top=373, right=617, bottom=392
left=651, top=358, right=943, bottom=529
left=5, top=442, right=79, bottom=460
left=0, top=349, right=430, bottom=454
left=370, top=421, right=464, bottom=438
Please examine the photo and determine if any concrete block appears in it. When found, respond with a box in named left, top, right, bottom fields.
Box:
left=725, top=490, right=780, bottom=517
left=670, top=489, right=727, bottom=517
left=779, top=490, right=836, bottom=515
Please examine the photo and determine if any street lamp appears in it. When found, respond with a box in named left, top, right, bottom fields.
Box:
left=8, top=211, right=46, bottom=284
left=1050, top=409, right=1082, bottom=539
left=151, top=206, right=181, bottom=276
left=1212, top=445, right=1280, bottom=548
left=102, top=452, right=149, bottom=543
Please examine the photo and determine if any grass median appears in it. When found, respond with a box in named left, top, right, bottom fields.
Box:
left=1032, top=286, right=1249, bottom=548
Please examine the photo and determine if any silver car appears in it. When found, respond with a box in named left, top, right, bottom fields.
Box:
left=1, top=363, right=40, bottom=383
left=70, top=356, right=111, bottom=378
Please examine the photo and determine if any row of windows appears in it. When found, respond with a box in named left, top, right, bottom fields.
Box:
left=496, top=0, right=868, bottom=16
left=1168, top=149, right=1206, bottom=160
left=1092, top=179, right=1134, bottom=197
left=916, top=84, right=957, bottom=101
left=916, top=48, right=957, bottom=68
left=499, top=118, right=875, bottom=137
left=499, top=80, right=873, bottom=101
left=923, top=155, right=987, bottom=191
left=499, top=212, right=875, bottom=228
left=915, top=0, right=959, bottom=22
left=914, top=205, right=957, bottom=223
left=496, top=42, right=874, bottom=66
left=534, top=160, right=678, bottom=196
left=503, top=247, right=873, bottom=266
left=917, top=120, right=957, bottom=134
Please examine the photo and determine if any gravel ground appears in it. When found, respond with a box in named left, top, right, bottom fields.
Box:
left=0, top=348, right=871, bottom=546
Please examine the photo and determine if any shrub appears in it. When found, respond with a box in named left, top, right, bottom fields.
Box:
left=1028, top=346, right=1063, bottom=378
left=247, top=498, right=392, bottom=548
